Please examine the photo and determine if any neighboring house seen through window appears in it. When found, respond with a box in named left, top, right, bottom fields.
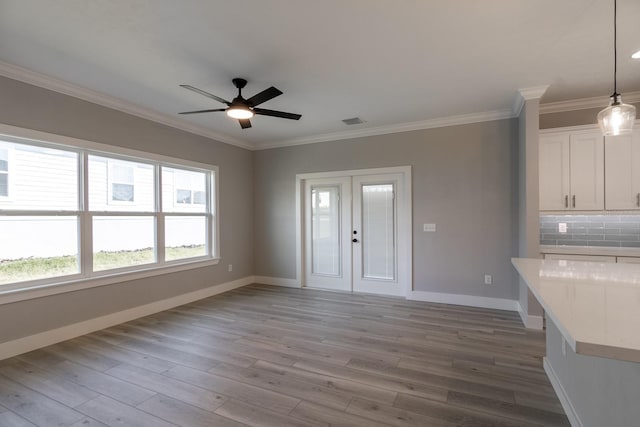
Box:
left=109, top=162, right=135, bottom=202
left=0, top=148, right=8, bottom=197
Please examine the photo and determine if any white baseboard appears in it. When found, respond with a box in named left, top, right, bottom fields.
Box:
left=0, top=276, right=254, bottom=361
left=253, top=276, right=301, bottom=288
left=408, top=290, right=518, bottom=311
left=517, top=302, right=544, bottom=330
left=544, top=357, right=583, bottom=427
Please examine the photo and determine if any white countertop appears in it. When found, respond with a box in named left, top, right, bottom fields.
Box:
left=512, top=257, right=640, bottom=363
left=540, top=245, right=640, bottom=257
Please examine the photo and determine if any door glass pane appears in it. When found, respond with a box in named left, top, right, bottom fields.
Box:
left=88, top=155, right=155, bottom=212
left=311, top=186, right=341, bottom=276
left=165, top=216, right=207, bottom=261
left=93, top=216, right=155, bottom=271
left=361, top=184, right=395, bottom=280
left=0, top=216, right=79, bottom=285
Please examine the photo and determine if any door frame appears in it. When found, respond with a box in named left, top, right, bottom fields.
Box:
left=295, top=166, right=412, bottom=297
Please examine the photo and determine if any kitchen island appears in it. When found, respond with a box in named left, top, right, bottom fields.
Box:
left=512, top=258, right=640, bottom=427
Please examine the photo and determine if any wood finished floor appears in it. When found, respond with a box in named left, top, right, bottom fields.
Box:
left=0, top=284, right=569, bottom=426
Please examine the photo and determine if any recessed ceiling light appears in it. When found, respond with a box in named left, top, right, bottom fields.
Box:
left=632, top=49, right=640, bottom=59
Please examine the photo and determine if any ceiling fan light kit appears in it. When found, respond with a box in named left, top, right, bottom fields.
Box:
left=598, top=0, right=636, bottom=136
left=179, top=77, right=301, bottom=129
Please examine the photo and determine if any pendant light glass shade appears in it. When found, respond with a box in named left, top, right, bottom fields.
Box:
left=598, top=0, right=636, bottom=136
left=598, top=94, right=636, bottom=136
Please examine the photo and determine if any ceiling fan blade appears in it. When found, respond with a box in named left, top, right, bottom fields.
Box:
left=246, top=86, right=283, bottom=107
left=179, top=108, right=227, bottom=115
left=239, top=119, right=252, bottom=129
left=180, top=84, right=230, bottom=105
left=254, top=108, right=302, bottom=120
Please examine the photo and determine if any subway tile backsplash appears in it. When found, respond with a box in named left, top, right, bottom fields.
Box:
left=540, top=215, right=640, bottom=248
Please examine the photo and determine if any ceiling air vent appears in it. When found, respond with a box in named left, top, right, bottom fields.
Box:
left=342, top=117, right=365, bottom=125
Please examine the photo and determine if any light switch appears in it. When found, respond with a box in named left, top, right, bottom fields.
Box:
left=558, top=223, right=567, bottom=233
left=423, top=223, right=436, bottom=232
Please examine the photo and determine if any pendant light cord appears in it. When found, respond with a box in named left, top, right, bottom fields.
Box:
left=614, top=0, right=618, bottom=96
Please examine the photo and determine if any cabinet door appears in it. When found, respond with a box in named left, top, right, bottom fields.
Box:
left=605, top=129, right=640, bottom=210
left=540, top=134, right=570, bottom=210
left=569, top=132, right=604, bottom=210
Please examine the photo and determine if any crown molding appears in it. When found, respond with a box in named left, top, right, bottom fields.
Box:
left=539, top=91, right=640, bottom=114
left=512, top=85, right=550, bottom=116
left=0, top=61, right=253, bottom=150
left=256, top=108, right=514, bottom=150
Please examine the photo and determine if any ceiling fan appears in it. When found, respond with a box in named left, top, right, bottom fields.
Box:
left=178, top=78, right=302, bottom=129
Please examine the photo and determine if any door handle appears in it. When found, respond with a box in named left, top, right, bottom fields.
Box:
left=565, top=195, right=568, bottom=208
left=637, top=193, right=639, bottom=207
left=352, top=238, right=359, bottom=243
left=572, top=195, right=576, bottom=208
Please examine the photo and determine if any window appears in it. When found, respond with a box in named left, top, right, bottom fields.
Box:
left=0, top=133, right=218, bottom=290
left=109, top=162, right=135, bottom=202
left=0, top=147, right=8, bottom=197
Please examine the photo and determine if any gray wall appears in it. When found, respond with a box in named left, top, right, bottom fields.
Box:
left=0, top=76, right=254, bottom=343
left=540, top=102, right=640, bottom=129
left=254, top=119, right=521, bottom=300
left=546, top=318, right=640, bottom=427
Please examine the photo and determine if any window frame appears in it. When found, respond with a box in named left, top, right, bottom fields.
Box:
left=0, top=124, right=220, bottom=304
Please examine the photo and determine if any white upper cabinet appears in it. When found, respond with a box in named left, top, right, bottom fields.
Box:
left=539, top=131, right=604, bottom=211
left=540, top=134, right=570, bottom=210
left=605, top=129, right=640, bottom=210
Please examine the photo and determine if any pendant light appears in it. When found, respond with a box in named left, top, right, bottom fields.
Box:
left=597, top=0, right=636, bottom=136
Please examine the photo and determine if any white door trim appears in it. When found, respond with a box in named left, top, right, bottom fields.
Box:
left=295, top=166, right=412, bottom=297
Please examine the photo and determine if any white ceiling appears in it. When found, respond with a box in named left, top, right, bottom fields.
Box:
left=1, top=0, right=639, bottom=149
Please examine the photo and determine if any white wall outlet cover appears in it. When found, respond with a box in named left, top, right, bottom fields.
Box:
left=484, top=274, right=492, bottom=285
left=228, top=264, right=233, bottom=272
left=558, top=223, right=567, bottom=233
left=423, top=223, right=436, bottom=232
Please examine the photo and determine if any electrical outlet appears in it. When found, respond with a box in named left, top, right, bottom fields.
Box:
left=562, top=337, right=567, bottom=356
left=228, top=264, right=233, bottom=272
left=558, top=223, right=567, bottom=233
left=484, top=274, right=492, bottom=285
left=423, top=223, right=436, bottom=232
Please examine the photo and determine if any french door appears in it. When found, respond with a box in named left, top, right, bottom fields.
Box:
left=304, top=172, right=408, bottom=296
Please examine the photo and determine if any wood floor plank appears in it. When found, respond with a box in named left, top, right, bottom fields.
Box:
left=393, top=393, right=540, bottom=427
left=46, top=360, right=157, bottom=406
left=215, top=398, right=321, bottom=427
left=0, top=410, right=38, bottom=426
left=165, top=365, right=301, bottom=415
left=446, top=390, right=570, bottom=426
left=346, top=397, right=447, bottom=426
left=290, top=400, right=390, bottom=427
left=0, top=284, right=569, bottom=426
left=254, top=359, right=399, bottom=405
left=137, top=394, right=246, bottom=427
left=0, top=375, right=85, bottom=426
left=106, top=363, right=227, bottom=411
left=68, top=417, right=109, bottom=426
left=0, top=360, right=98, bottom=408
left=207, top=363, right=352, bottom=410
left=72, top=335, right=176, bottom=373
left=75, top=395, right=176, bottom=427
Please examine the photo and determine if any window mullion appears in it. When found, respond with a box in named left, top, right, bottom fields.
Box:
left=80, top=151, right=93, bottom=277
left=156, top=164, right=165, bottom=264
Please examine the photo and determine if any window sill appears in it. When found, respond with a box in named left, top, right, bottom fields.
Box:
left=0, top=258, right=220, bottom=305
